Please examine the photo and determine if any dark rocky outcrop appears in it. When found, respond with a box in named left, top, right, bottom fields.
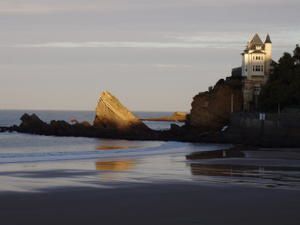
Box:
left=14, top=114, right=95, bottom=137
left=187, top=78, right=243, bottom=131
left=94, top=91, right=149, bottom=131
left=19, top=113, right=49, bottom=133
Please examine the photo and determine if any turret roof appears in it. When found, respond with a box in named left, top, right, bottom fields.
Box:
left=250, top=33, right=264, bottom=46
left=265, top=34, right=272, bottom=43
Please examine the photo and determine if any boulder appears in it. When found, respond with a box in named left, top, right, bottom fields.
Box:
left=50, top=120, right=71, bottom=129
left=187, top=78, right=243, bottom=131
left=93, top=91, right=149, bottom=131
left=19, top=113, right=49, bottom=133
left=79, top=121, right=92, bottom=127
left=70, top=119, right=91, bottom=127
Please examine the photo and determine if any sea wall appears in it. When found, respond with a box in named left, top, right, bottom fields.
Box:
left=224, top=112, right=300, bottom=147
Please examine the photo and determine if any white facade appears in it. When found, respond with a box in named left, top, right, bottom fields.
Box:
left=241, top=33, right=272, bottom=80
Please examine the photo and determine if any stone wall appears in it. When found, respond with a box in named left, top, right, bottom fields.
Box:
left=224, top=112, right=300, bottom=147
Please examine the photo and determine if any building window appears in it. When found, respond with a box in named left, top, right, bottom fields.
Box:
left=254, top=65, right=263, bottom=72
left=261, top=65, right=264, bottom=72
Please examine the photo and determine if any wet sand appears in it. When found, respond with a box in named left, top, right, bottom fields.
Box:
left=0, top=133, right=300, bottom=225
left=0, top=183, right=299, bottom=225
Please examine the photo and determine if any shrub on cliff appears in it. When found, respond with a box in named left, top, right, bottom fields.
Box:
left=259, top=45, right=300, bottom=112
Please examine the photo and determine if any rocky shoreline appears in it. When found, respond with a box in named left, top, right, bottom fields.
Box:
left=2, top=112, right=300, bottom=148
left=2, top=87, right=300, bottom=148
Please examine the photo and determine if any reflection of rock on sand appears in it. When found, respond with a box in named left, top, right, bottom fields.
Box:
left=190, top=163, right=300, bottom=188
left=190, top=164, right=260, bottom=177
left=95, top=160, right=135, bottom=171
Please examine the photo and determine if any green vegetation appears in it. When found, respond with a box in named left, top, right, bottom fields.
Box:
left=259, top=45, right=300, bottom=112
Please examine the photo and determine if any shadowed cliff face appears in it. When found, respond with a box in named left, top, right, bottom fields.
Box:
left=188, top=79, right=243, bottom=131
left=93, top=91, right=149, bottom=131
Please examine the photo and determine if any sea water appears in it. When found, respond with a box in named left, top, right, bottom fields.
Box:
left=0, top=110, right=300, bottom=192
left=0, top=110, right=182, bottom=130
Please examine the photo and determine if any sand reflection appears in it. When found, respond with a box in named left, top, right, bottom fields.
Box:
left=95, top=160, right=135, bottom=171
left=190, top=163, right=300, bottom=188
left=191, top=164, right=265, bottom=177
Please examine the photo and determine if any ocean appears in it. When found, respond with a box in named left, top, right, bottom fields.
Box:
left=0, top=110, right=183, bottom=130
left=0, top=110, right=300, bottom=192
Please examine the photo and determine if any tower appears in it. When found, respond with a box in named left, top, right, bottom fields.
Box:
left=264, top=34, right=272, bottom=76
left=241, top=33, right=273, bottom=111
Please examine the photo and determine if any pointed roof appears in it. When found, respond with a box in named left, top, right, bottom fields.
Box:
left=265, top=34, right=272, bottom=43
left=250, top=33, right=264, bottom=46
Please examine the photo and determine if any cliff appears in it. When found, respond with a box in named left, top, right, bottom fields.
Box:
left=187, top=78, right=243, bottom=131
left=93, top=91, right=149, bottom=131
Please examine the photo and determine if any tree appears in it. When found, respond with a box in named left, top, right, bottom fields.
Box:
left=259, top=45, right=300, bottom=112
left=293, top=44, right=300, bottom=65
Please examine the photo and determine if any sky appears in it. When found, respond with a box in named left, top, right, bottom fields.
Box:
left=0, top=0, right=299, bottom=112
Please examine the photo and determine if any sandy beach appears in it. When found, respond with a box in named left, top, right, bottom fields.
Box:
left=1, top=182, right=300, bottom=225
left=0, top=132, right=300, bottom=225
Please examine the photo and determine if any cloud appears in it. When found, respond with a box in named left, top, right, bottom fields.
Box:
left=9, top=29, right=300, bottom=51
left=13, top=41, right=242, bottom=49
left=0, top=1, right=113, bottom=14
left=0, top=0, right=298, bottom=15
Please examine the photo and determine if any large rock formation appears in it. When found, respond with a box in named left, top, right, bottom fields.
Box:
left=93, top=91, right=149, bottom=131
left=187, top=78, right=243, bottom=131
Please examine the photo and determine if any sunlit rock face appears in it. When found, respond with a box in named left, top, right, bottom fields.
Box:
left=93, top=91, right=149, bottom=131
left=188, top=79, right=243, bottom=131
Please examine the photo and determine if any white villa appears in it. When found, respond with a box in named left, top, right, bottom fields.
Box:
left=241, top=33, right=273, bottom=110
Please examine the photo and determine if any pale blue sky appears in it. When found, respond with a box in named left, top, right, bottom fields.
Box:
left=0, top=0, right=299, bottom=111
